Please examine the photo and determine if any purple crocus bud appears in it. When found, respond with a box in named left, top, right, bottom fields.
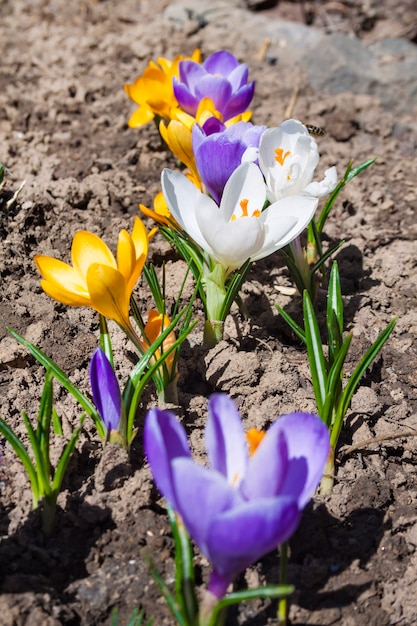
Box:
left=173, top=50, right=255, bottom=122
left=89, top=348, right=122, bottom=433
left=144, top=393, right=330, bottom=600
left=192, top=120, right=266, bottom=203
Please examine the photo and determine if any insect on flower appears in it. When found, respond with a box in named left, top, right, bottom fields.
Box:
left=302, top=123, right=327, bottom=137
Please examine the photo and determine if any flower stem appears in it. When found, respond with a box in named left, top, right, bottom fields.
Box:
left=203, top=320, right=224, bottom=347
left=320, top=446, right=335, bottom=495
left=157, top=374, right=179, bottom=406
left=277, top=541, right=289, bottom=626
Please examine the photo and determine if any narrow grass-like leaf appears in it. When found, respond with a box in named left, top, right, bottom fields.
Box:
left=207, top=585, right=294, bottom=626
left=327, top=262, right=344, bottom=364
left=0, top=418, right=39, bottom=502
left=219, top=259, right=252, bottom=322
left=52, top=408, right=63, bottom=436
left=51, top=416, right=84, bottom=496
left=99, top=314, right=114, bottom=368
left=331, top=317, right=397, bottom=447
left=275, top=305, right=306, bottom=344
left=316, top=158, right=376, bottom=234
left=147, top=559, right=186, bottom=626
left=21, top=411, right=51, bottom=497
left=303, top=290, right=327, bottom=415
left=167, top=506, right=198, bottom=624
left=310, top=240, right=345, bottom=275
left=321, top=333, right=352, bottom=427
left=7, top=327, right=106, bottom=440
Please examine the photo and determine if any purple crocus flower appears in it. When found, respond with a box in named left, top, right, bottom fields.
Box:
left=144, top=393, right=329, bottom=600
left=173, top=50, right=255, bottom=121
left=89, top=348, right=121, bottom=433
left=192, top=120, right=266, bottom=203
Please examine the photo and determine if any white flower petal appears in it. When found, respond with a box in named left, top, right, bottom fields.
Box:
left=220, top=162, right=266, bottom=221
left=196, top=205, right=265, bottom=270
left=251, top=195, right=318, bottom=261
left=303, top=166, right=338, bottom=197
left=161, top=169, right=208, bottom=250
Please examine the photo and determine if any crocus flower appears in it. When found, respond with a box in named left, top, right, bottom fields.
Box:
left=173, top=50, right=255, bottom=122
left=124, top=49, right=201, bottom=127
left=161, top=161, right=318, bottom=273
left=192, top=119, right=267, bottom=203
left=89, top=348, right=121, bottom=434
left=144, top=393, right=330, bottom=600
left=34, top=217, right=149, bottom=334
left=144, top=309, right=177, bottom=379
left=258, top=119, right=338, bottom=202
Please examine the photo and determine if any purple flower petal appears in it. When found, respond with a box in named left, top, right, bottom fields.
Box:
left=240, top=429, right=289, bottom=500
left=207, top=496, right=300, bottom=580
left=89, top=348, right=121, bottom=433
left=222, top=83, right=255, bottom=121
left=203, top=50, right=240, bottom=75
left=143, top=408, right=191, bottom=509
left=195, top=136, right=246, bottom=203
left=269, top=412, right=330, bottom=507
left=206, top=394, right=249, bottom=484
left=171, top=457, right=240, bottom=557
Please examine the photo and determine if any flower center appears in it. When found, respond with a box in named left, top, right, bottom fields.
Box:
left=231, top=198, right=261, bottom=221
left=246, top=428, right=266, bottom=456
left=274, top=147, right=291, bottom=166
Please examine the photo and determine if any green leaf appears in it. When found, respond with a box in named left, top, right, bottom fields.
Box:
left=99, top=314, right=114, bottom=368
left=321, top=332, right=352, bottom=427
left=148, top=559, right=186, bottom=626
left=51, top=416, right=84, bottom=496
left=52, top=408, right=63, bottom=436
left=7, top=327, right=106, bottom=440
left=0, top=417, right=39, bottom=503
left=22, top=411, right=51, bottom=498
left=167, top=506, right=198, bottom=624
left=327, top=262, right=344, bottom=363
left=303, top=290, right=328, bottom=415
left=331, top=317, right=396, bottom=447
left=316, top=158, right=376, bottom=234
left=275, top=305, right=306, bottom=344
left=207, top=585, right=294, bottom=626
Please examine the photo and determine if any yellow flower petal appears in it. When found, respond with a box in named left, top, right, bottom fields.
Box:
left=128, top=105, right=155, bottom=128
left=71, top=231, right=116, bottom=279
left=34, top=255, right=91, bottom=305
left=87, top=264, right=130, bottom=329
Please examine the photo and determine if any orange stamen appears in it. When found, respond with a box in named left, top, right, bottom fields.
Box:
left=246, top=428, right=266, bottom=456
left=274, top=148, right=291, bottom=166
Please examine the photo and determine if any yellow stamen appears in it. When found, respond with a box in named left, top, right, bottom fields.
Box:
left=246, top=428, right=266, bottom=456
left=274, top=148, right=291, bottom=166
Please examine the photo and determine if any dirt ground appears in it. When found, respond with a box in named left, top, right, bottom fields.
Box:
left=1, top=0, right=417, bottom=624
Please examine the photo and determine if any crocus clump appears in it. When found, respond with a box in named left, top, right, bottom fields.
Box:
left=161, top=161, right=318, bottom=273
left=144, top=393, right=330, bottom=601
left=173, top=50, right=255, bottom=122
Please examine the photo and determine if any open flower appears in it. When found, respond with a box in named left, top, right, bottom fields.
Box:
left=162, top=161, right=318, bottom=273
left=124, top=49, right=201, bottom=127
left=89, top=348, right=122, bottom=435
left=173, top=50, right=255, bottom=122
left=34, top=217, right=149, bottom=332
left=144, top=393, right=330, bottom=600
left=258, top=119, right=338, bottom=202
left=192, top=119, right=266, bottom=203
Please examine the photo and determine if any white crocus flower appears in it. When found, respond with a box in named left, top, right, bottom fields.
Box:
left=161, top=161, right=318, bottom=274
left=258, top=119, right=338, bottom=203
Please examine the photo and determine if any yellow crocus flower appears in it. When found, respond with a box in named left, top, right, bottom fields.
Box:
left=34, top=217, right=149, bottom=333
left=124, top=49, right=201, bottom=128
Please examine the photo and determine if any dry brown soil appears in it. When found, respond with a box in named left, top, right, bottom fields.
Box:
left=1, top=1, right=417, bottom=625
